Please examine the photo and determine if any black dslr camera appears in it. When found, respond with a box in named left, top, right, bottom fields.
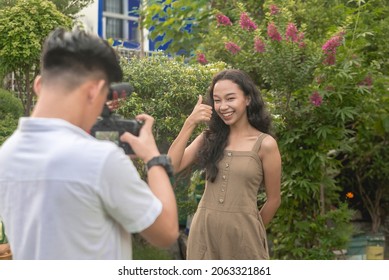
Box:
left=90, top=83, right=142, bottom=154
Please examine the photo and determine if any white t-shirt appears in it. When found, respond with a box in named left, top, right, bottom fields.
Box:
left=0, top=118, right=162, bottom=259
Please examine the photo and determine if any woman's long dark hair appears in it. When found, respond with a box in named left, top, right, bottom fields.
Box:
left=198, top=69, right=273, bottom=182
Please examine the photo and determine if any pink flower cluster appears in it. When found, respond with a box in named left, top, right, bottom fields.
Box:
left=310, top=91, right=323, bottom=106
left=239, top=12, right=257, bottom=31
left=216, top=13, right=232, bottom=26
left=270, top=4, right=280, bottom=15
left=285, top=23, right=306, bottom=48
left=267, top=22, right=282, bottom=42
left=225, top=41, right=241, bottom=55
left=197, top=53, right=208, bottom=65
left=358, top=75, right=373, bottom=87
left=254, top=37, right=266, bottom=53
left=322, top=34, right=343, bottom=65
left=285, top=23, right=298, bottom=42
left=214, top=12, right=311, bottom=59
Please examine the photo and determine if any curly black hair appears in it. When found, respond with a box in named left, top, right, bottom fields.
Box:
left=198, top=69, right=273, bottom=182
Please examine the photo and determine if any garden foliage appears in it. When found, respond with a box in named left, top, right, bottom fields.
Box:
left=198, top=0, right=389, bottom=259
left=141, top=0, right=389, bottom=259
left=0, top=89, right=23, bottom=145
left=0, top=0, right=94, bottom=18
left=0, top=0, right=71, bottom=115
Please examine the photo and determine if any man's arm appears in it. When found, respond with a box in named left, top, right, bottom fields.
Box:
left=120, top=114, right=178, bottom=247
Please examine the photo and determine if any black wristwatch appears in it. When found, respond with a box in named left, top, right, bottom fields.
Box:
left=146, top=155, right=174, bottom=178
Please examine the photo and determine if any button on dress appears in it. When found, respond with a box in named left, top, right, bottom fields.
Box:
left=187, top=133, right=269, bottom=259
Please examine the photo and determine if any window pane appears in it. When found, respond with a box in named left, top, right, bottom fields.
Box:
left=128, top=21, right=138, bottom=42
left=104, top=0, right=123, bottom=13
left=129, top=0, right=140, bottom=16
left=106, top=18, right=123, bottom=39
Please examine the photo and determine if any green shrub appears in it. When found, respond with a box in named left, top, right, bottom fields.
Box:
left=0, top=89, right=23, bottom=145
left=0, top=88, right=23, bottom=119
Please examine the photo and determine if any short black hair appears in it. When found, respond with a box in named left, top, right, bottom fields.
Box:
left=40, top=27, right=123, bottom=87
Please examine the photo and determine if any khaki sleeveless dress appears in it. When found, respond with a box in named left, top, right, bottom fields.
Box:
left=187, top=133, right=269, bottom=260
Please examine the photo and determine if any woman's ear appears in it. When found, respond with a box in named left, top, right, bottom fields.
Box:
left=246, top=96, right=251, bottom=106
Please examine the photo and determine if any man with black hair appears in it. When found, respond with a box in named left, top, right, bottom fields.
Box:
left=0, top=28, right=178, bottom=259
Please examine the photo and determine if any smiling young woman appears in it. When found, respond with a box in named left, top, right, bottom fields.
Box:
left=168, top=69, right=282, bottom=260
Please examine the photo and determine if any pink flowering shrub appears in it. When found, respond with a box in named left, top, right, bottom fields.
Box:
left=269, top=4, right=280, bottom=16
left=225, top=41, right=241, bottom=54
left=195, top=3, right=369, bottom=131
left=254, top=37, right=266, bottom=53
left=285, top=23, right=298, bottom=42
left=267, top=22, right=282, bottom=42
left=239, top=12, right=257, bottom=31
left=196, top=53, right=208, bottom=65
left=216, top=13, right=232, bottom=26
left=322, top=33, right=344, bottom=65
left=310, top=91, right=323, bottom=106
left=196, top=5, right=351, bottom=108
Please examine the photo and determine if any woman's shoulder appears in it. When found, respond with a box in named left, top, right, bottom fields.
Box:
left=259, top=133, right=279, bottom=153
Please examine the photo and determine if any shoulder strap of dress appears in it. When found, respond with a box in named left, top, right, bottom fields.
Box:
left=252, top=133, right=268, bottom=152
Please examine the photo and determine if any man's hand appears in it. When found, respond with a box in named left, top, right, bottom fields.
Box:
left=120, top=114, right=160, bottom=163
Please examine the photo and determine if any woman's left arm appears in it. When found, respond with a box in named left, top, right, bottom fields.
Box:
left=258, top=135, right=282, bottom=226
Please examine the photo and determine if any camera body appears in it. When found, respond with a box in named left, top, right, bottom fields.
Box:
left=90, top=83, right=142, bottom=154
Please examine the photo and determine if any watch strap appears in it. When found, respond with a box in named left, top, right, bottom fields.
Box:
left=146, top=155, right=174, bottom=177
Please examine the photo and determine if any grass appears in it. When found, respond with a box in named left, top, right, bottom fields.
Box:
left=132, top=234, right=174, bottom=260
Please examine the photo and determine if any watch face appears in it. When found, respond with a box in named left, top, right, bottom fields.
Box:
left=164, top=155, right=172, bottom=164
left=161, top=155, right=172, bottom=165
left=147, top=155, right=174, bottom=177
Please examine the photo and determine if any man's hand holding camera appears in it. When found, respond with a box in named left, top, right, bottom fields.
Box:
left=120, top=114, right=160, bottom=163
